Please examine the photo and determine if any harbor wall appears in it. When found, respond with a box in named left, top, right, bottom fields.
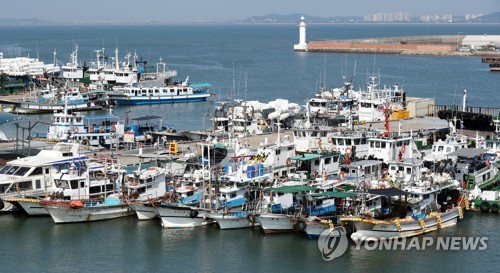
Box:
left=308, top=41, right=456, bottom=54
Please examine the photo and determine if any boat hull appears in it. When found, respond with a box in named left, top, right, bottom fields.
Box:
left=44, top=204, right=134, bottom=223
left=255, top=214, right=295, bottom=233
left=208, top=212, right=258, bottom=230
left=4, top=198, right=48, bottom=216
left=111, top=94, right=210, bottom=105
left=155, top=204, right=213, bottom=228
left=344, top=207, right=461, bottom=241
left=129, top=202, right=158, bottom=220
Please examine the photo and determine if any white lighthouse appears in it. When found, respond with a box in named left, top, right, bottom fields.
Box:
left=293, top=16, right=308, bottom=51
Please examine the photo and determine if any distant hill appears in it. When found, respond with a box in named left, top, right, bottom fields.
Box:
left=238, top=14, right=363, bottom=23
left=472, top=12, right=500, bottom=23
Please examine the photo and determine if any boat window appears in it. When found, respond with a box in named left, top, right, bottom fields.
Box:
left=29, top=167, right=43, bottom=176
left=346, top=139, right=352, bottom=145
left=293, top=131, right=298, bottom=136
left=361, top=139, right=367, bottom=144
left=375, top=142, right=381, bottom=148
left=370, top=141, right=374, bottom=148
left=276, top=150, right=281, bottom=155
left=398, top=166, right=404, bottom=172
left=406, top=168, right=412, bottom=175
left=230, top=193, right=237, bottom=199
left=364, top=166, right=371, bottom=174
left=354, top=139, right=360, bottom=145
left=311, top=131, right=317, bottom=137
left=106, top=184, right=114, bottom=191
left=80, top=181, right=85, bottom=188
left=404, top=140, right=410, bottom=145
left=314, top=160, right=319, bottom=166
left=438, top=146, right=444, bottom=152
left=170, top=89, right=175, bottom=93
left=45, top=168, right=50, bottom=174
left=446, top=147, right=452, bottom=153
left=6, top=166, right=19, bottom=175
left=390, top=166, right=397, bottom=171
left=12, top=167, right=29, bottom=176
left=381, top=142, right=386, bottom=148
left=325, top=158, right=331, bottom=165
left=154, top=89, right=159, bottom=93
left=320, top=132, right=327, bottom=137
left=70, top=180, right=79, bottom=189
left=0, top=166, right=11, bottom=174
left=55, top=180, right=70, bottom=189
left=338, top=139, right=345, bottom=145
left=35, top=179, right=41, bottom=189
left=16, top=181, right=32, bottom=191
left=183, top=88, right=188, bottom=92
left=91, top=185, right=105, bottom=195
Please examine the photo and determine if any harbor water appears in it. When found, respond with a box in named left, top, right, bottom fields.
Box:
left=0, top=212, right=498, bottom=272
left=0, top=24, right=499, bottom=272
left=0, top=24, right=499, bottom=136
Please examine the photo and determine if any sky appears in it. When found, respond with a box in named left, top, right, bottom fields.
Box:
left=2, top=0, right=499, bottom=22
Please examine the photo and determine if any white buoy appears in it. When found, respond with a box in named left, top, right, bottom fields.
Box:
left=293, top=16, right=308, bottom=51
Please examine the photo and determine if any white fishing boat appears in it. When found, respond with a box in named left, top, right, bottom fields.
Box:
left=46, top=104, right=124, bottom=147
left=0, top=143, right=87, bottom=212
left=41, top=195, right=134, bottom=223
left=124, top=165, right=167, bottom=220
left=61, top=44, right=84, bottom=80
left=343, top=187, right=464, bottom=241
left=5, top=163, right=122, bottom=216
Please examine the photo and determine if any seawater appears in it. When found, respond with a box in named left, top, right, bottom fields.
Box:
left=0, top=24, right=499, bottom=136
left=0, top=212, right=498, bottom=272
left=0, top=24, right=499, bottom=272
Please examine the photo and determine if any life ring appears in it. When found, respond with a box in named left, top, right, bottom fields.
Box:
left=345, top=147, right=352, bottom=155
left=295, top=219, right=307, bottom=231
left=401, top=145, right=406, bottom=153
left=286, top=159, right=292, bottom=167
left=189, top=210, right=199, bottom=218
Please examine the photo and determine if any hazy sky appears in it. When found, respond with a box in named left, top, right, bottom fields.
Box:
left=3, top=0, right=499, bottom=22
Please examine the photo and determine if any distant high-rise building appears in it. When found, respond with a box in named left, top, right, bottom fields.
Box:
left=419, top=14, right=454, bottom=23
left=465, top=14, right=484, bottom=20
left=364, top=12, right=410, bottom=22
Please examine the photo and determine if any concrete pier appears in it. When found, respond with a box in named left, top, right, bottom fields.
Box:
left=303, top=35, right=500, bottom=56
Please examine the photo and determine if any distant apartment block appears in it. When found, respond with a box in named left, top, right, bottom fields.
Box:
left=364, top=12, right=410, bottom=22
left=419, top=14, right=453, bottom=23
left=464, top=14, right=484, bottom=20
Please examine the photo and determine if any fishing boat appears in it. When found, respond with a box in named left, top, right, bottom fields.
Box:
left=41, top=195, right=134, bottom=223
left=5, top=162, right=122, bottom=216
left=46, top=104, right=124, bottom=147
left=343, top=186, right=464, bottom=241
left=108, top=76, right=212, bottom=105
left=0, top=143, right=87, bottom=212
